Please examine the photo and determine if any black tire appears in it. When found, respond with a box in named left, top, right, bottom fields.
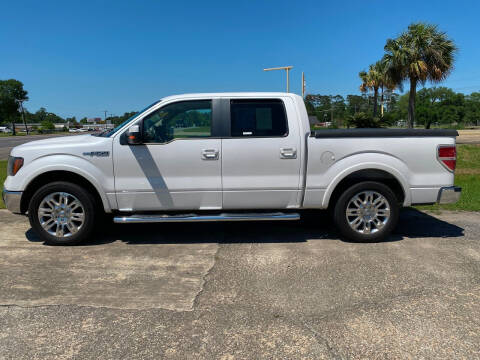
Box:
left=28, top=181, right=97, bottom=245
left=333, top=181, right=399, bottom=242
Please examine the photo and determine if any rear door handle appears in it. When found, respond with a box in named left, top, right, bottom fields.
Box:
left=280, top=147, right=297, bottom=159
left=202, top=148, right=219, bottom=160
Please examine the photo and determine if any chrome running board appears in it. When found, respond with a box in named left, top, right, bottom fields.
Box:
left=113, top=212, right=300, bottom=224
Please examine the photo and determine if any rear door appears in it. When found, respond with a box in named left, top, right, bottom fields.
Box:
left=221, top=97, right=302, bottom=209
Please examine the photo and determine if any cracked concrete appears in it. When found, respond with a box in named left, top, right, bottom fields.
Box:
left=0, top=210, right=218, bottom=311
left=192, top=244, right=220, bottom=310
left=0, top=208, right=479, bottom=359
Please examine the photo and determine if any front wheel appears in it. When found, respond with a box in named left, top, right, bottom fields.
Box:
left=28, top=182, right=97, bottom=245
left=333, top=181, right=399, bottom=242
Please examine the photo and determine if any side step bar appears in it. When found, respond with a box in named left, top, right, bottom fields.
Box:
left=113, top=212, right=300, bottom=224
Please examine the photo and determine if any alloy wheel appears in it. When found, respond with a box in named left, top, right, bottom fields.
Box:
left=345, top=190, right=391, bottom=234
left=37, top=192, right=85, bottom=237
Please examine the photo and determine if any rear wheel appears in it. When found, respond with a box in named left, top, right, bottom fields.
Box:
left=333, top=181, right=399, bottom=242
left=28, top=182, right=97, bottom=245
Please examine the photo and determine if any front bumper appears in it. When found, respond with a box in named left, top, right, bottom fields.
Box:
left=437, top=186, right=462, bottom=204
left=2, top=189, right=23, bottom=214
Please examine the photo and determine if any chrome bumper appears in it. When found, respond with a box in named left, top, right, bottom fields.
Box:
left=2, top=189, right=23, bottom=214
left=437, top=186, right=462, bottom=204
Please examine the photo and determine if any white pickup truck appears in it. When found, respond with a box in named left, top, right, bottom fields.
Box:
left=3, top=92, right=461, bottom=245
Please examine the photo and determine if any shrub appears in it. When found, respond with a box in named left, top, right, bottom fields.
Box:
left=346, top=112, right=386, bottom=128
left=40, top=120, right=55, bottom=130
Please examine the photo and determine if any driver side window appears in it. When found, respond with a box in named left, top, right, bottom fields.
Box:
left=142, top=100, right=212, bottom=143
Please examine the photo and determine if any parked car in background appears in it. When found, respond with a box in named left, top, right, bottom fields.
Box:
left=3, top=92, right=461, bottom=245
left=0, top=126, right=12, bottom=133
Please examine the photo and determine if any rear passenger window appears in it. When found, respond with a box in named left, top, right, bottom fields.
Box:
left=230, top=99, right=288, bottom=137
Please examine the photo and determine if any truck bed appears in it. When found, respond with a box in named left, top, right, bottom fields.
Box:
left=312, top=128, right=459, bottom=138
left=304, top=128, right=458, bottom=208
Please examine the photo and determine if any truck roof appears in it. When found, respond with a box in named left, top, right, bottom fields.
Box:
left=161, top=92, right=302, bottom=101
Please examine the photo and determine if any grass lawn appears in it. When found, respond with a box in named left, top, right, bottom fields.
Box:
left=0, top=133, right=25, bottom=137
left=416, top=144, right=480, bottom=212
left=0, top=145, right=478, bottom=211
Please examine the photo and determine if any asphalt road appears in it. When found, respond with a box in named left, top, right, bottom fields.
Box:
left=0, top=134, right=78, bottom=160
left=0, top=208, right=479, bottom=359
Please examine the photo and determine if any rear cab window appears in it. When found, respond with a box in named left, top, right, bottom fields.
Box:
left=230, top=99, right=288, bottom=137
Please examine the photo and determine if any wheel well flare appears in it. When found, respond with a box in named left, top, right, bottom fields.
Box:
left=21, top=171, right=104, bottom=214
left=328, top=169, right=405, bottom=208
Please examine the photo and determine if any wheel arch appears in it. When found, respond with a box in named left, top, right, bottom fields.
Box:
left=324, top=167, right=409, bottom=209
left=21, top=170, right=109, bottom=214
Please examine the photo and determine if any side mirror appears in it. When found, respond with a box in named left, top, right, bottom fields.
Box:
left=127, top=124, right=142, bottom=145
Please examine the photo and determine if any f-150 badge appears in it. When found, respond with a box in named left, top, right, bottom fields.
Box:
left=82, top=151, right=110, bottom=157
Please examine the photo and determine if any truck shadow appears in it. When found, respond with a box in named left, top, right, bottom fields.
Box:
left=392, top=208, right=465, bottom=240
left=25, top=208, right=464, bottom=245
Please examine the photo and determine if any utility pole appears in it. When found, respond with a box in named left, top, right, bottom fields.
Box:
left=301, top=72, right=305, bottom=98
left=263, top=66, right=293, bottom=92
left=17, top=100, right=28, bottom=135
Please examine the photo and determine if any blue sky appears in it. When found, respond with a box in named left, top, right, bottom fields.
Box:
left=1, top=0, right=479, bottom=119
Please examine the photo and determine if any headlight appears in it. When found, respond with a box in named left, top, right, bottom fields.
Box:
left=7, top=156, right=24, bottom=176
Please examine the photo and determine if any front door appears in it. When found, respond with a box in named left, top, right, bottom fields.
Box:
left=113, top=99, right=222, bottom=211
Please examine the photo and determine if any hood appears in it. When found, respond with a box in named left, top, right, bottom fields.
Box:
left=10, top=134, right=113, bottom=160
left=14, top=134, right=96, bottom=150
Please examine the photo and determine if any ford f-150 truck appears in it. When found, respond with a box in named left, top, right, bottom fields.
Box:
left=3, top=92, right=461, bottom=245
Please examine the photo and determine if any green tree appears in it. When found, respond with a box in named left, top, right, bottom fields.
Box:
left=299, top=88, right=478, bottom=128
left=359, top=60, right=395, bottom=118
left=35, top=107, right=47, bottom=123
left=45, top=111, right=64, bottom=123
left=464, top=92, right=480, bottom=126
left=305, top=95, right=348, bottom=126
left=331, top=95, right=346, bottom=125
left=0, top=79, right=28, bottom=135
left=304, top=99, right=315, bottom=115
left=359, top=63, right=381, bottom=117
left=40, top=120, right=55, bottom=130
left=65, top=116, right=77, bottom=125
left=346, top=95, right=367, bottom=115
left=383, top=22, right=457, bottom=128
left=106, top=111, right=137, bottom=126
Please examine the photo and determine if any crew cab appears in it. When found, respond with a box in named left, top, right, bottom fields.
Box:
left=3, top=92, right=461, bottom=245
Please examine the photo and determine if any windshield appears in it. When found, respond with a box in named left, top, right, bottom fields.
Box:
left=95, top=100, right=162, bottom=137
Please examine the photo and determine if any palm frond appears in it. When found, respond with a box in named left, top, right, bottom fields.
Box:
left=382, top=22, right=457, bottom=87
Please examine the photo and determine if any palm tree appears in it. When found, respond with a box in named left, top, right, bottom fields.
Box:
left=359, top=65, right=380, bottom=117
left=383, top=22, right=457, bottom=128
left=359, top=61, right=394, bottom=118
left=375, top=60, right=396, bottom=117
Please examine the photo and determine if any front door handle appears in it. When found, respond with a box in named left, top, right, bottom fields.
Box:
left=202, top=149, right=219, bottom=160
left=280, top=147, right=297, bottom=159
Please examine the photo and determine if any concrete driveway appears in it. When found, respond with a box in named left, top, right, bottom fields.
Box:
left=0, top=208, right=479, bottom=359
